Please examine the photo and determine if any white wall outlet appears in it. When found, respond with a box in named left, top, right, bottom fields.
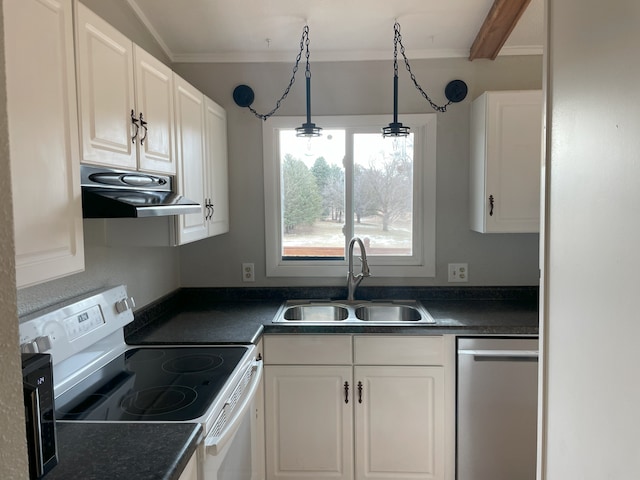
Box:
left=448, top=263, right=469, bottom=282
left=242, top=263, right=255, bottom=282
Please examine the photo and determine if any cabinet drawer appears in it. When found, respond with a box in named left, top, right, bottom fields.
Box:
left=264, top=335, right=352, bottom=365
left=354, top=336, right=444, bottom=365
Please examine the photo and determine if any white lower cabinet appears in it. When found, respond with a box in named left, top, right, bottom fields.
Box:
left=265, top=365, right=354, bottom=480
left=263, top=335, right=452, bottom=480
left=354, top=365, right=444, bottom=480
left=177, top=451, right=198, bottom=480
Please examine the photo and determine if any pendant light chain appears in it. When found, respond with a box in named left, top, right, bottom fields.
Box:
left=305, top=26, right=312, bottom=80
left=394, top=22, right=452, bottom=113
left=247, top=26, right=309, bottom=121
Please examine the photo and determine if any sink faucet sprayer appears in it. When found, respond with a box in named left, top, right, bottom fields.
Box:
left=347, top=237, right=371, bottom=301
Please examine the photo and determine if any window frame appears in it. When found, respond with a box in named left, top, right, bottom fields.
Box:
left=263, top=114, right=436, bottom=278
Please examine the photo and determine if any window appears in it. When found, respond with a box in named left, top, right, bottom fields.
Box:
left=263, top=114, right=436, bottom=277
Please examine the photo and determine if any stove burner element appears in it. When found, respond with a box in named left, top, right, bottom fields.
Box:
left=121, top=386, right=197, bottom=416
left=126, top=349, right=166, bottom=363
left=162, top=354, right=224, bottom=374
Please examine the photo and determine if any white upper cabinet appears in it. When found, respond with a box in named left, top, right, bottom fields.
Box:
left=5, top=0, right=85, bottom=288
left=75, top=3, right=175, bottom=174
left=101, top=86, right=229, bottom=247
left=470, top=90, right=543, bottom=233
left=204, top=97, right=230, bottom=236
left=134, top=46, right=176, bottom=174
left=172, top=75, right=230, bottom=245
left=173, top=74, right=208, bottom=244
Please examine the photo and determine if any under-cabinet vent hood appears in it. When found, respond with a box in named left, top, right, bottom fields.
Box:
left=81, top=165, right=201, bottom=218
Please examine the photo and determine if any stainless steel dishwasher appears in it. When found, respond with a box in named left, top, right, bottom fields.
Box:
left=457, top=337, right=538, bottom=480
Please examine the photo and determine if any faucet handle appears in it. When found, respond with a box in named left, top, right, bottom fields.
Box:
left=361, top=258, right=371, bottom=277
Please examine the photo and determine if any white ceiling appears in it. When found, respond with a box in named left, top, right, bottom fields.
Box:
left=125, top=0, right=544, bottom=63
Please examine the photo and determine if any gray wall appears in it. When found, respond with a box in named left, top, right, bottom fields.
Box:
left=174, top=56, right=543, bottom=287
left=17, top=221, right=181, bottom=316
left=542, top=0, right=640, bottom=476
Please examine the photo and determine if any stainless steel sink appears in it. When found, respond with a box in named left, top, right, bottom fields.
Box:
left=283, top=304, right=350, bottom=322
left=355, top=304, right=423, bottom=322
left=273, top=300, right=435, bottom=325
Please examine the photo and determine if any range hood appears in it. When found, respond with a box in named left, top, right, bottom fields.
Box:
left=81, top=165, right=201, bottom=218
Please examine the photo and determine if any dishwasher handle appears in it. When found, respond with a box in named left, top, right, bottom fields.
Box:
left=458, top=349, right=538, bottom=362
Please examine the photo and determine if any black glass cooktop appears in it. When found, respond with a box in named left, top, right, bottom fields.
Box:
left=56, top=347, right=247, bottom=422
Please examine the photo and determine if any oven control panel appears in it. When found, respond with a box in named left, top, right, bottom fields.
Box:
left=18, top=285, right=134, bottom=366
left=63, top=305, right=105, bottom=341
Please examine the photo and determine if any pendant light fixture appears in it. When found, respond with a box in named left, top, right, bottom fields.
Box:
left=383, top=21, right=468, bottom=137
left=232, top=25, right=322, bottom=138
left=382, top=23, right=410, bottom=137
left=295, top=26, right=321, bottom=137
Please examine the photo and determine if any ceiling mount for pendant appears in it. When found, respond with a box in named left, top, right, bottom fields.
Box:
left=232, top=84, right=255, bottom=108
left=444, top=79, right=468, bottom=103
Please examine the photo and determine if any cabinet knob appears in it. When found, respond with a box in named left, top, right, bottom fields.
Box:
left=489, top=194, right=495, bottom=216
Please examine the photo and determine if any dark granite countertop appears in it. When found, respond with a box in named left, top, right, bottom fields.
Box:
left=46, top=422, right=201, bottom=480
left=125, top=286, right=539, bottom=345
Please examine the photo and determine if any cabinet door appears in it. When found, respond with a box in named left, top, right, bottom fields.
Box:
left=265, top=365, right=354, bottom=480
left=470, top=90, right=542, bottom=233
left=177, top=452, right=198, bottom=480
left=5, top=0, right=84, bottom=288
left=204, top=97, right=229, bottom=236
left=354, top=366, right=445, bottom=480
left=134, top=46, right=175, bottom=174
left=174, top=75, right=208, bottom=245
left=75, top=3, right=136, bottom=169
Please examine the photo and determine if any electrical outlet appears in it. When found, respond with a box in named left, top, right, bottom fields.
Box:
left=242, top=263, right=255, bottom=282
left=448, top=263, right=468, bottom=282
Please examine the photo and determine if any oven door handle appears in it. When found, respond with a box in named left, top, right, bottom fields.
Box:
left=204, top=358, right=263, bottom=454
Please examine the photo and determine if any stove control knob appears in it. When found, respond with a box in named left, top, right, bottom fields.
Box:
left=20, top=336, right=51, bottom=353
left=115, top=297, right=136, bottom=313
left=21, top=341, right=38, bottom=354
left=34, top=335, right=52, bottom=352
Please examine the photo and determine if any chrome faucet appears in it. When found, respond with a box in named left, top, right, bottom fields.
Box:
left=347, top=237, right=371, bottom=301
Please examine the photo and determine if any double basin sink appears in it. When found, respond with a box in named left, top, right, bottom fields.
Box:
left=272, top=299, right=435, bottom=325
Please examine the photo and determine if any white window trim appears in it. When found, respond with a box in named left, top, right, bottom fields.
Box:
left=263, top=114, right=436, bottom=277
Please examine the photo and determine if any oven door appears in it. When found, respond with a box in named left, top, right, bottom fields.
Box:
left=202, top=357, right=264, bottom=480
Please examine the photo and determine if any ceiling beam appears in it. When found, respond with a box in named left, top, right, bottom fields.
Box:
left=469, top=0, right=532, bottom=60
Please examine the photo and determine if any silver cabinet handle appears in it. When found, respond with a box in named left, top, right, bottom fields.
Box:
left=459, top=349, right=538, bottom=362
